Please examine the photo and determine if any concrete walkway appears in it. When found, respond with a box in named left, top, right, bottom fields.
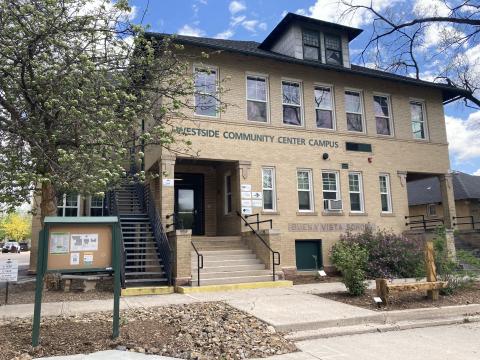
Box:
left=38, top=350, right=178, bottom=360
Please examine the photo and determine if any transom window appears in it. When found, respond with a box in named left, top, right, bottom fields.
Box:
left=303, top=29, right=320, bottom=61
left=282, top=81, right=302, bottom=126
left=322, top=171, right=340, bottom=210
left=379, top=174, right=392, bottom=213
left=325, top=34, right=342, bottom=65
left=345, top=90, right=364, bottom=132
left=194, top=67, right=218, bottom=117
left=314, top=86, right=334, bottom=129
left=410, top=101, right=427, bottom=139
left=90, top=195, right=104, bottom=216
left=297, top=169, right=314, bottom=211
left=246, top=75, right=268, bottom=122
left=348, top=172, right=364, bottom=213
left=374, top=95, right=392, bottom=136
left=262, top=167, right=276, bottom=211
left=57, top=193, right=80, bottom=217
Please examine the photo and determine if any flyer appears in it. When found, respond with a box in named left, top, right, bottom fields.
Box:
left=70, top=252, right=80, bottom=266
left=83, top=253, right=94, bottom=266
left=49, top=232, right=70, bottom=254
left=70, top=234, right=99, bottom=252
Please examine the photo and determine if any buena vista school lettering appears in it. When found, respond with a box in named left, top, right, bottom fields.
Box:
left=175, top=127, right=339, bottom=148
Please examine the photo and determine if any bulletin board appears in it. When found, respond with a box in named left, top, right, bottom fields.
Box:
left=47, top=224, right=113, bottom=271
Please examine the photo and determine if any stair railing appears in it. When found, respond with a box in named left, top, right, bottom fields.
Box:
left=135, top=182, right=173, bottom=285
left=106, top=190, right=126, bottom=288
left=405, top=215, right=444, bottom=231
left=191, top=242, right=204, bottom=286
left=236, top=211, right=280, bottom=281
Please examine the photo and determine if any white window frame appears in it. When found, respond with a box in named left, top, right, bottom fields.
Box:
left=246, top=73, right=270, bottom=123
left=410, top=99, right=428, bottom=140
left=89, top=195, right=105, bottom=216
left=373, top=93, right=394, bottom=137
left=348, top=172, right=364, bottom=213
left=297, top=169, right=314, bottom=212
left=314, top=84, right=336, bottom=130
left=322, top=171, right=341, bottom=211
left=262, top=167, right=276, bottom=212
left=281, top=79, right=304, bottom=127
left=193, top=64, right=219, bottom=118
left=379, top=174, right=393, bottom=213
left=57, top=193, right=81, bottom=217
left=427, top=203, right=437, bottom=217
left=224, top=174, right=233, bottom=214
left=345, top=89, right=365, bottom=133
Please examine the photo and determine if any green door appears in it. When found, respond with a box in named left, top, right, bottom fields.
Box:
left=295, top=240, right=322, bottom=271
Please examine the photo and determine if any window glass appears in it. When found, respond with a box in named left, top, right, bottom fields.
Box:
left=303, top=29, right=320, bottom=61
left=322, top=172, right=339, bottom=210
left=325, top=34, right=342, bottom=65
left=410, top=102, right=426, bottom=139
left=194, top=68, right=217, bottom=117
left=57, top=193, right=79, bottom=217
left=297, top=170, right=313, bottom=211
left=374, top=95, right=391, bottom=135
left=345, top=91, right=363, bottom=132
left=247, top=76, right=268, bottom=122
left=349, top=173, right=364, bottom=212
left=282, top=81, right=302, bottom=126
left=379, top=175, right=392, bottom=212
left=314, top=86, right=334, bottom=129
left=90, top=195, right=104, bottom=216
left=262, top=168, right=275, bottom=211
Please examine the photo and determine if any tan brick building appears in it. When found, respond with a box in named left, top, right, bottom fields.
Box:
left=30, top=13, right=470, bottom=287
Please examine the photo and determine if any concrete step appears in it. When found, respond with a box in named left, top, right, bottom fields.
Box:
left=192, top=236, right=242, bottom=241
left=195, top=263, right=267, bottom=272
left=194, top=249, right=252, bottom=256
left=200, top=258, right=262, bottom=267
left=191, top=274, right=276, bottom=286
left=192, top=269, right=271, bottom=280
left=194, top=245, right=248, bottom=251
left=191, top=253, right=256, bottom=260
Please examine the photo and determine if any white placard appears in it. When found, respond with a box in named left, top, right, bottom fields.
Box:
left=50, top=232, right=70, bottom=254
left=318, top=270, right=327, bottom=277
left=162, top=178, right=174, bottom=187
left=83, top=253, right=94, bottom=266
left=241, top=207, right=253, bottom=215
left=70, top=234, right=99, bottom=252
left=373, top=297, right=383, bottom=304
left=241, top=184, right=252, bottom=192
left=241, top=199, right=252, bottom=207
left=70, top=252, right=80, bottom=266
left=241, top=191, right=251, bottom=199
left=0, top=259, right=18, bottom=282
left=251, top=192, right=263, bottom=200
left=252, top=199, right=263, bottom=207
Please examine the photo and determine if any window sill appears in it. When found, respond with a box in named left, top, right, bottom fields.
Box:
left=380, top=212, right=395, bottom=217
left=262, top=211, right=280, bottom=215
left=296, top=211, right=318, bottom=216
left=349, top=212, right=368, bottom=216
left=322, top=211, right=344, bottom=216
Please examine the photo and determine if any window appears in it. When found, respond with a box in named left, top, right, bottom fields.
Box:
left=346, top=142, right=372, bottom=152
left=57, top=193, right=80, bottom=217
left=348, top=172, right=364, bottom=213
left=324, top=34, right=342, bottom=65
left=345, top=90, right=364, bottom=132
left=194, top=67, right=218, bottom=117
left=303, top=29, right=320, bottom=61
left=246, top=75, right=268, bottom=122
left=90, top=195, right=104, bottom=216
left=379, top=174, right=392, bottom=213
left=427, top=203, right=437, bottom=217
left=297, top=170, right=314, bottom=211
left=225, top=175, right=232, bottom=214
left=314, top=86, right=334, bottom=129
left=410, top=101, right=427, bottom=139
left=262, top=167, right=276, bottom=211
left=282, top=81, right=302, bottom=126
left=374, top=95, right=392, bottom=136
left=322, top=171, right=340, bottom=210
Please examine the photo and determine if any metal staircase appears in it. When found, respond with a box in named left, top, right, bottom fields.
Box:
left=112, top=182, right=170, bottom=287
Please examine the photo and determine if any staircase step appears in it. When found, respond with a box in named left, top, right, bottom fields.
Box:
left=125, top=278, right=167, bottom=283
left=191, top=253, right=256, bottom=260
left=126, top=258, right=159, bottom=263
left=192, top=269, right=270, bottom=280
left=192, top=236, right=242, bottom=242
left=126, top=252, right=158, bottom=257
left=125, top=264, right=162, bottom=269
left=126, top=271, right=165, bottom=276
left=200, top=263, right=266, bottom=272
left=201, top=258, right=262, bottom=266
left=192, top=249, right=252, bottom=256
left=192, top=275, right=276, bottom=286
left=124, top=242, right=155, bottom=245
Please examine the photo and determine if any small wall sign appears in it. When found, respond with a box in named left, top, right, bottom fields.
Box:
left=241, top=199, right=252, bottom=207
left=162, top=179, right=174, bottom=187
left=241, top=207, right=253, bottom=215
left=252, top=199, right=263, bottom=207
left=251, top=192, right=263, bottom=200
left=241, top=191, right=252, bottom=199
left=241, top=184, right=252, bottom=192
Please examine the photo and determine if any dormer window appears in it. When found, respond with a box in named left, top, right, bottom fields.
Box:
left=303, top=29, right=320, bottom=61
left=325, top=34, right=342, bottom=66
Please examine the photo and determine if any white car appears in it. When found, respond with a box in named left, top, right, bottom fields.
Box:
left=2, top=241, right=21, bottom=253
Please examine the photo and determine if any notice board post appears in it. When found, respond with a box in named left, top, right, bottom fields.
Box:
left=32, top=216, right=121, bottom=347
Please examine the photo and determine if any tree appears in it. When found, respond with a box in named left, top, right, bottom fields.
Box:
left=340, top=0, right=480, bottom=108
left=0, top=1, right=220, bottom=223
left=1, top=213, right=31, bottom=241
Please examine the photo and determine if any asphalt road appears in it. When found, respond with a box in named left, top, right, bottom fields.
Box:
left=0, top=251, right=32, bottom=288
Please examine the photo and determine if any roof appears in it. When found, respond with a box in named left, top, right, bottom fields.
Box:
left=407, top=172, right=480, bottom=206
left=146, top=32, right=470, bottom=103
left=259, top=12, right=363, bottom=49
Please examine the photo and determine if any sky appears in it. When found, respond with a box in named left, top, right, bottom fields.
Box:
left=128, top=0, right=480, bottom=176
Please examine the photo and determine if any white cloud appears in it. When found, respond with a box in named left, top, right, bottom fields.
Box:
left=230, top=15, right=246, bottom=26
left=229, top=1, right=246, bottom=15
left=474, top=169, right=480, bottom=176
left=413, top=0, right=450, bottom=17
left=242, top=19, right=259, bottom=32
left=177, top=24, right=205, bottom=37
left=258, top=22, right=268, bottom=31
left=215, top=29, right=234, bottom=39
left=446, top=111, right=480, bottom=164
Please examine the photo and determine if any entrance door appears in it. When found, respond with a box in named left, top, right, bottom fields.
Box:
left=174, top=173, right=204, bottom=235
left=295, top=240, right=322, bottom=271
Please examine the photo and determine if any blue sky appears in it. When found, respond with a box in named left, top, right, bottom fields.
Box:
left=129, top=0, right=480, bottom=175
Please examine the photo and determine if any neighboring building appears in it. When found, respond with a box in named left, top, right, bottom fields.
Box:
left=30, top=13, right=469, bottom=286
left=408, top=171, right=480, bottom=229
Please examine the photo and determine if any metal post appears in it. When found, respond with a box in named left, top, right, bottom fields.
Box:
left=5, top=281, right=8, bottom=305
left=32, top=228, right=47, bottom=347
left=112, top=224, right=121, bottom=339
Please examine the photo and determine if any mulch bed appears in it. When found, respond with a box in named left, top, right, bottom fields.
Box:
left=289, top=275, right=342, bottom=285
left=0, top=302, right=297, bottom=360
left=0, top=281, right=113, bottom=305
left=319, top=282, right=480, bottom=311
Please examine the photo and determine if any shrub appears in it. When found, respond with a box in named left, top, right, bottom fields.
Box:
left=331, top=241, right=369, bottom=296
left=340, top=227, right=425, bottom=279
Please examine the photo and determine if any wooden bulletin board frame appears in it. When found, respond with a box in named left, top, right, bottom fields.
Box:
left=32, top=216, right=121, bottom=347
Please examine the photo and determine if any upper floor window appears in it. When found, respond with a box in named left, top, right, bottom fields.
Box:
left=57, top=193, right=80, bottom=217
left=297, top=169, right=314, bottom=212
left=194, top=66, right=218, bottom=117
left=314, top=86, right=335, bottom=130
left=345, top=90, right=364, bottom=132
left=325, top=34, right=342, bottom=66
left=246, top=75, right=268, bottom=122
left=90, top=195, right=104, bottom=216
left=410, top=101, right=427, bottom=140
left=282, top=80, right=302, bottom=126
left=303, top=29, right=320, bottom=61
left=374, top=95, right=393, bottom=136
left=262, top=167, right=276, bottom=211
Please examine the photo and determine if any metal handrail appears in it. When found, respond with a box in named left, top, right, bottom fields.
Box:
left=106, top=190, right=126, bottom=289
left=191, top=242, right=204, bottom=286
left=453, top=216, right=480, bottom=229
left=236, top=211, right=280, bottom=281
left=405, top=215, right=444, bottom=231
left=135, top=182, right=174, bottom=285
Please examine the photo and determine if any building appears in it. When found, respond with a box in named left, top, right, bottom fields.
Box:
left=30, top=13, right=470, bottom=287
